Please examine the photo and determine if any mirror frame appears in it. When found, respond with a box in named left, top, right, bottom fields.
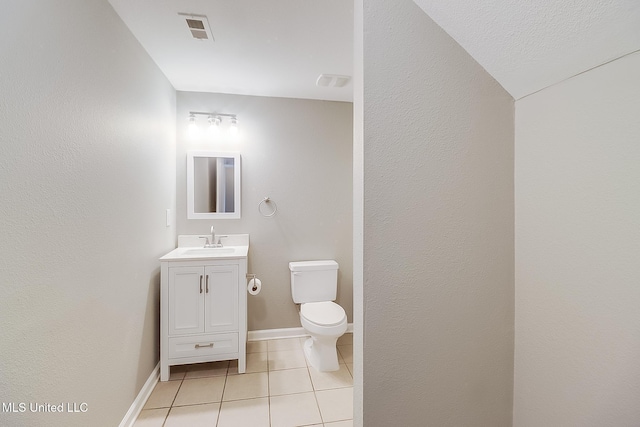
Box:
left=187, top=150, right=241, bottom=219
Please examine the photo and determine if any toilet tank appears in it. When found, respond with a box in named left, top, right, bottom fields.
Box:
left=289, top=260, right=339, bottom=303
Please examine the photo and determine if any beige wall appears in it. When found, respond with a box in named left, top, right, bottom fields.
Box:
left=514, top=51, right=640, bottom=426
left=362, top=0, right=515, bottom=425
left=175, top=92, right=353, bottom=331
left=0, top=1, right=176, bottom=426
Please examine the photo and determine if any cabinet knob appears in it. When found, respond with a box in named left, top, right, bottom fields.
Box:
left=199, top=275, right=203, bottom=294
left=205, top=275, right=209, bottom=293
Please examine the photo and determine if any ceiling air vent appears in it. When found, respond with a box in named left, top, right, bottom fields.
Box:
left=179, top=13, right=213, bottom=41
left=316, top=74, right=351, bottom=88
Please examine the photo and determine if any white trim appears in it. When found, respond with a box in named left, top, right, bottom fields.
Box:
left=119, top=362, right=160, bottom=427
left=248, top=324, right=354, bottom=341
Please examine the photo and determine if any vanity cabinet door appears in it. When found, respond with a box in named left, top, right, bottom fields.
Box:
left=204, top=264, right=239, bottom=333
left=168, top=266, right=205, bottom=336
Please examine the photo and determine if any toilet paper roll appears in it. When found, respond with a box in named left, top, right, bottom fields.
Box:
left=248, top=278, right=262, bottom=295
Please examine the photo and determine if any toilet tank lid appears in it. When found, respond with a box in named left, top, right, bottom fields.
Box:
left=289, top=260, right=338, bottom=271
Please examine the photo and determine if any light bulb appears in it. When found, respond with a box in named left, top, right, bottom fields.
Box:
left=187, top=114, right=199, bottom=138
left=207, top=116, right=221, bottom=139
left=229, top=117, right=239, bottom=136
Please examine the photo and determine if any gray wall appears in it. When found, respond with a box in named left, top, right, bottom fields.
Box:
left=514, top=51, right=640, bottom=426
left=176, top=92, right=353, bottom=331
left=0, top=1, right=176, bottom=426
left=352, top=0, right=365, bottom=424
left=362, top=0, right=515, bottom=425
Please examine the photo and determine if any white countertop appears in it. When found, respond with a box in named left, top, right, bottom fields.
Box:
left=160, top=234, right=249, bottom=261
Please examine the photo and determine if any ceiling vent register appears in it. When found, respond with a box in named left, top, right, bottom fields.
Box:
left=316, top=74, right=351, bottom=88
left=179, top=13, right=213, bottom=41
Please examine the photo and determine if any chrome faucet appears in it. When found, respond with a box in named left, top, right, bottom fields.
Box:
left=200, top=226, right=224, bottom=248
left=199, top=226, right=215, bottom=248
left=199, top=236, right=214, bottom=248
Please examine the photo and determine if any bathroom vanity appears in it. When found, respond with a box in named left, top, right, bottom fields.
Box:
left=159, top=234, right=248, bottom=381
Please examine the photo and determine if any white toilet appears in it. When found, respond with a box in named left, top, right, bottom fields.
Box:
left=289, top=260, right=347, bottom=372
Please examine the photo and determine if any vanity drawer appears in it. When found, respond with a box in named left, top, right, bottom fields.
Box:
left=168, top=333, right=238, bottom=359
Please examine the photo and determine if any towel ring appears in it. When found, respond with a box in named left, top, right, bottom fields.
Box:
left=258, top=197, right=277, bottom=217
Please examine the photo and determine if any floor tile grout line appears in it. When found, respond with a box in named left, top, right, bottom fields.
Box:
left=160, top=377, right=184, bottom=427
left=267, top=355, right=272, bottom=427
left=269, top=389, right=329, bottom=398
left=169, top=401, right=224, bottom=408
left=311, top=379, right=325, bottom=425
left=213, top=367, right=229, bottom=427
left=168, top=377, right=184, bottom=410
left=264, top=339, right=272, bottom=427
left=307, top=364, right=318, bottom=392
left=167, top=364, right=228, bottom=424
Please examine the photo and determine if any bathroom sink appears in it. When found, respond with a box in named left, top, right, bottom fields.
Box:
left=182, top=247, right=235, bottom=256
left=159, top=235, right=249, bottom=261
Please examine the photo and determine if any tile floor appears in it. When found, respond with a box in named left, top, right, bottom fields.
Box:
left=135, top=334, right=353, bottom=427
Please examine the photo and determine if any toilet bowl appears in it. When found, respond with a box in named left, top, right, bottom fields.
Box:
left=299, top=301, right=347, bottom=372
left=289, top=260, right=346, bottom=372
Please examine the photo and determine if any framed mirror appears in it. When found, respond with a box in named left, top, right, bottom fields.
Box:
left=187, top=151, right=241, bottom=219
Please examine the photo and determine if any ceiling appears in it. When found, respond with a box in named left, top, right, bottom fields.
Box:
left=413, top=0, right=640, bottom=99
left=109, top=0, right=640, bottom=103
left=108, top=0, right=354, bottom=102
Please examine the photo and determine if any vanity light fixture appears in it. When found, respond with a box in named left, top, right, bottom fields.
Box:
left=187, top=111, right=238, bottom=139
left=188, top=113, right=197, bottom=128
left=229, top=117, right=238, bottom=135
left=208, top=115, right=221, bottom=128
left=187, top=113, right=199, bottom=138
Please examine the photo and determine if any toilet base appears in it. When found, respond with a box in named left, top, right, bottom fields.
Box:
left=303, top=336, right=340, bottom=372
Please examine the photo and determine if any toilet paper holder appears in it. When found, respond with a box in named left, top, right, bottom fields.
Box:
left=246, top=273, right=259, bottom=292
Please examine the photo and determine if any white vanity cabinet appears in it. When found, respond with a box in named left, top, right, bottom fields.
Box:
left=167, top=265, right=238, bottom=336
left=159, top=235, right=248, bottom=382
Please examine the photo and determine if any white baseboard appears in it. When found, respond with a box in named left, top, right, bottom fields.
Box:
left=248, top=323, right=354, bottom=341
left=119, top=362, right=160, bottom=427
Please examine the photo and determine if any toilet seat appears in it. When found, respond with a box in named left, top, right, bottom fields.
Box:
left=301, top=301, right=346, bottom=327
